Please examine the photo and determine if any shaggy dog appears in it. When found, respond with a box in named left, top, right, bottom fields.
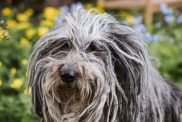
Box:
left=27, top=9, right=182, bottom=122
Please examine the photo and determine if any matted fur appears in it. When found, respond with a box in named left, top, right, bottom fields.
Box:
left=27, top=9, right=182, bottom=122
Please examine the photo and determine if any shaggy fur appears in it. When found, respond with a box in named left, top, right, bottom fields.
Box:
left=27, top=9, right=182, bottom=122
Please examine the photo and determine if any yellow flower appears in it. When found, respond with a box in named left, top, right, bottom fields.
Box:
left=2, top=7, right=12, bottom=16
left=21, top=59, right=28, bottom=65
left=24, top=87, right=32, bottom=95
left=38, top=26, right=49, bottom=36
left=97, top=2, right=104, bottom=8
left=43, top=7, right=60, bottom=21
left=17, top=13, right=29, bottom=22
left=95, top=6, right=105, bottom=13
left=85, top=4, right=93, bottom=10
left=126, top=15, right=134, bottom=24
left=7, top=19, right=18, bottom=29
left=25, top=28, right=36, bottom=39
left=95, top=2, right=105, bottom=13
left=10, top=67, right=16, bottom=76
left=24, top=8, right=34, bottom=17
left=0, top=80, right=3, bottom=86
left=20, top=37, right=30, bottom=48
left=10, top=79, right=23, bottom=89
left=119, top=11, right=128, bottom=18
left=0, top=27, right=9, bottom=39
left=0, top=61, right=2, bottom=67
left=40, top=19, right=54, bottom=27
left=0, top=28, right=3, bottom=39
left=17, top=22, right=31, bottom=29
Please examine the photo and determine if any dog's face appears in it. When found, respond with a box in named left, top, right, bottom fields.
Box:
left=41, top=32, right=110, bottom=117
left=28, top=9, right=148, bottom=122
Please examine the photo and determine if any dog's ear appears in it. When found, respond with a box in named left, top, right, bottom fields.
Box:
left=108, top=24, right=148, bottom=99
left=28, top=64, right=45, bottom=119
left=28, top=43, right=50, bottom=119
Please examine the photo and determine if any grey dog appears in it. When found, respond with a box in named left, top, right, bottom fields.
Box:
left=27, top=9, right=182, bottom=122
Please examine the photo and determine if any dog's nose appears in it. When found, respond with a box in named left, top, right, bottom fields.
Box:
left=60, top=68, right=76, bottom=83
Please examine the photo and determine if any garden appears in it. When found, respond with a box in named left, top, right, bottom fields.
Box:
left=0, top=0, right=182, bottom=121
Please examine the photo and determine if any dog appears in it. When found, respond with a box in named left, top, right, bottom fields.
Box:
left=27, top=9, right=182, bottom=122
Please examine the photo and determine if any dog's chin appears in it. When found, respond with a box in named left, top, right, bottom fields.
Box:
left=57, top=84, right=90, bottom=115
left=57, top=85, right=80, bottom=104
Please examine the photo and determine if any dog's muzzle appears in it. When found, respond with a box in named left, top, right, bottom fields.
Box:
left=59, top=66, right=77, bottom=84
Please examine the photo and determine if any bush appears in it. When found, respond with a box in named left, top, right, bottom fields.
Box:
left=0, top=6, right=59, bottom=121
left=148, top=23, right=182, bottom=84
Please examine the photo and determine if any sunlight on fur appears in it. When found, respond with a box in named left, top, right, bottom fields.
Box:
left=28, top=8, right=182, bottom=122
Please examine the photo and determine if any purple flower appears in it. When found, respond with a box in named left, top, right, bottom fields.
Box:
left=143, top=33, right=164, bottom=43
left=164, top=15, right=175, bottom=23
left=121, top=20, right=129, bottom=25
left=155, top=22, right=161, bottom=28
left=133, top=24, right=146, bottom=33
left=152, top=35, right=164, bottom=41
left=56, top=2, right=85, bottom=24
left=177, top=15, right=182, bottom=24
left=133, top=16, right=143, bottom=25
left=160, top=3, right=173, bottom=15
left=56, top=6, right=69, bottom=24
left=71, top=2, right=84, bottom=11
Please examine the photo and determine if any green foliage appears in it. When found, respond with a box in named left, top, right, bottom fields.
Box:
left=0, top=7, right=39, bottom=122
left=0, top=94, right=38, bottom=122
left=149, top=23, right=182, bottom=84
left=0, top=29, right=38, bottom=121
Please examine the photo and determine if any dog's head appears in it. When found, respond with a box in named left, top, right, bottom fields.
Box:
left=28, top=9, right=149, bottom=122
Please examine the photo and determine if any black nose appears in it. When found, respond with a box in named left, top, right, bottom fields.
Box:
left=60, top=68, right=76, bottom=83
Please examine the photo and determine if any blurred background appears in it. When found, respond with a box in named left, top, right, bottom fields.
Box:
left=0, top=0, right=182, bottom=121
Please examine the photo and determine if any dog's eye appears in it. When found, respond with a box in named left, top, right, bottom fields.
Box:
left=61, top=41, right=70, bottom=50
left=87, top=42, right=105, bottom=52
left=51, top=41, right=71, bottom=55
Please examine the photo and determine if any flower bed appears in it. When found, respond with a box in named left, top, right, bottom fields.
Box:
left=0, top=2, right=182, bottom=121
